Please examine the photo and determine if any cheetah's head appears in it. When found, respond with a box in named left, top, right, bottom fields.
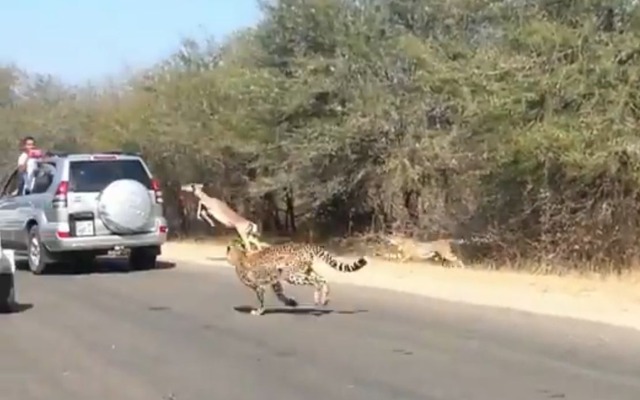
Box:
left=226, top=237, right=248, bottom=264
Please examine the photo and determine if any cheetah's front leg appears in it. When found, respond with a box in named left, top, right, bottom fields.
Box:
left=251, top=286, right=267, bottom=315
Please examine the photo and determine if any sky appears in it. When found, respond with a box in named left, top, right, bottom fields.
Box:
left=0, top=0, right=262, bottom=85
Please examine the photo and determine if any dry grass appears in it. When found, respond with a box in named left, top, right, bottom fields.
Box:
left=167, top=233, right=640, bottom=280
left=164, top=233, right=640, bottom=306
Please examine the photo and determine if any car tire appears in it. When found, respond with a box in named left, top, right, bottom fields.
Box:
left=27, top=225, right=50, bottom=275
left=0, top=273, right=15, bottom=313
left=98, top=179, right=154, bottom=235
left=128, top=247, right=158, bottom=270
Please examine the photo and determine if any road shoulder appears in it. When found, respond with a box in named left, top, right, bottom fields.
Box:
left=160, top=241, right=640, bottom=331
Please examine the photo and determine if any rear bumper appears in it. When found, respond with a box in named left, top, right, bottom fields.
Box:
left=0, top=249, right=15, bottom=275
left=40, top=221, right=168, bottom=253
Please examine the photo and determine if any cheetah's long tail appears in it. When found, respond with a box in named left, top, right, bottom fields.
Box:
left=312, top=246, right=367, bottom=272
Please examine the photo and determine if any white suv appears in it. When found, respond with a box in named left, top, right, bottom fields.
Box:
left=0, top=151, right=168, bottom=274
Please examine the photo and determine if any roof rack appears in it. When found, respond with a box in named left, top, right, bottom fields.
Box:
left=98, top=150, right=142, bottom=157
left=44, top=150, right=68, bottom=157
left=42, top=150, right=143, bottom=158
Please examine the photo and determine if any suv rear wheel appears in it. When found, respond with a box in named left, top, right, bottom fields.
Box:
left=128, top=247, right=158, bottom=270
left=71, top=253, right=96, bottom=270
left=27, top=225, right=52, bottom=275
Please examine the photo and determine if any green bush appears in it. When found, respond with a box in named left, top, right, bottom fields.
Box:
left=3, top=0, right=640, bottom=272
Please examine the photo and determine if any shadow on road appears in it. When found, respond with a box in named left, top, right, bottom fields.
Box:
left=16, top=257, right=176, bottom=276
left=233, top=305, right=368, bottom=317
left=0, top=302, right=34, bottom=314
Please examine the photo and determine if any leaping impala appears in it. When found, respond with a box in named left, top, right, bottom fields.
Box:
left=180, top=183, right=269, bottom=252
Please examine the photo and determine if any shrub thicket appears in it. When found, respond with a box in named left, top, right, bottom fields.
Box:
left=2, top=0, right=640, bottom=272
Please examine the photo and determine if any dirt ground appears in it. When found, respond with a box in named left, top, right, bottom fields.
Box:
left=160, top=239, right=640, bottom=332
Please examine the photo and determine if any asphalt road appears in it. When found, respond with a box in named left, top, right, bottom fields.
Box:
left=1, top=258, right=639, bottom=400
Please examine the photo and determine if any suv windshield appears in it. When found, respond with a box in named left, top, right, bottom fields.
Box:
left=69, top=159, right=152, bottom=193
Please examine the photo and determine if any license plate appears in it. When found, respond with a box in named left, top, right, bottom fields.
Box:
left=75, top=220, right=95, bottom=237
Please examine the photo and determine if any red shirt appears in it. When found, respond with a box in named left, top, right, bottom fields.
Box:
left=27, top=148, right=43, bottom=158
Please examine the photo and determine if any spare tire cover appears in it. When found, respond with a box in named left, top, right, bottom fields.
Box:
left=97, top=179, right=154, bottom=234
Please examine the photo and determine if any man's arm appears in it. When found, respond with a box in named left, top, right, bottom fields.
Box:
left=17, top=153, right=27, bottom=172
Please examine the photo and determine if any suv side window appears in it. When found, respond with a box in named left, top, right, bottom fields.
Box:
left=30, top=163, right=56, bottom=195
left=0, top=170, right=19, bottom=198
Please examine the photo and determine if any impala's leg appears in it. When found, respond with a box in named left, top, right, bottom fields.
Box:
left=237, top=230, right=254, bottom=252
left=236, top=222, right=260, bottom=251
left=202, top=213, right=216, bottom=227
left=198, top=204, right=216, bottom=227
left=246, top=235, right=268, bottom=251
left=195, top=200, right=211, bottom=225
left=246, top=223, right=268, bottom=250
left=195, top=201, right=204, bottom=221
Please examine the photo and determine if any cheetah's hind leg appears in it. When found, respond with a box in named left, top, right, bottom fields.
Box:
left=287, top=270, right=330, bottom=307
left=271, top=281, right=298, bottom=307
left=310, top=271, right=330, bottom=307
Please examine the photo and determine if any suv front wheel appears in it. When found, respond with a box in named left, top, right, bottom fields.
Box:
left=0, top=273, right=15, bottom=313
left=27, top=225, right=52, bottom=275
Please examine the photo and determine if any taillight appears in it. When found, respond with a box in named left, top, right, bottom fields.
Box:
left=151, top=178, right=163, bottom=204
left=56, top=230, right=70, bottom=239
left=52, top=180, right=69, bottom=208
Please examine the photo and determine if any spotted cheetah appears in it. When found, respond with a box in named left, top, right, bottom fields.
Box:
left=384, top=235, right=466, bottom=267
left=226, top=241, right=368, bottom=315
